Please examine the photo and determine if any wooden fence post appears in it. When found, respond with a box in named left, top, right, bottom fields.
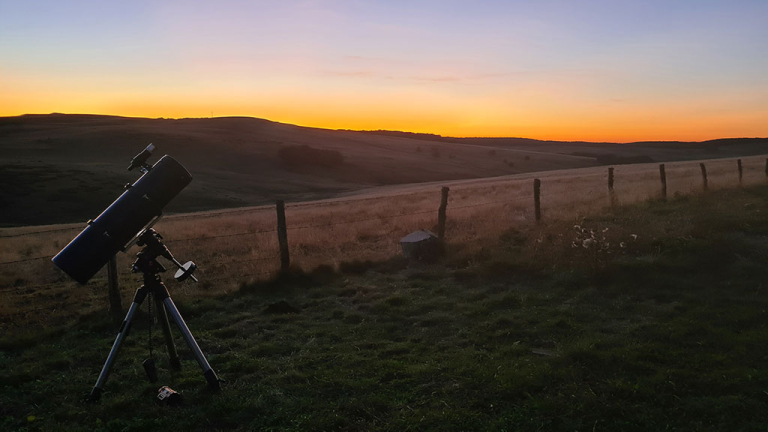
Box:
left=700, top=163, right=708, bottom=191
left=533, top=179, right=541, bottom=222
left=107, top=255, right=123, bottom=322
left=659, top=164, right=667, bottom=200
left=437, top=187, right=449, bottom=240
left=276, top=200, right=290, bottom=273
left=608, top=167, right=615, bottom=205
left=737, top=159, right=743, bottom=185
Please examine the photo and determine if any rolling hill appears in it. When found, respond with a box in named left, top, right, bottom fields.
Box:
left=1, top=113, right=766, bottom=226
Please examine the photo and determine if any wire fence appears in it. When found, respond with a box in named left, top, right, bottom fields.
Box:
left=1, top=155, right=766, bottom=306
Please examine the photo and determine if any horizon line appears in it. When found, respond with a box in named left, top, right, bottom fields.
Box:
left=3, top=112, right=767, bottom=145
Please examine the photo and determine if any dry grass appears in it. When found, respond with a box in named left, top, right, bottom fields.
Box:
left=1, top=155, right=766, bottom=332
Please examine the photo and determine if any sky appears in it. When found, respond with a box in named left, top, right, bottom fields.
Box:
left=1, top=0, right=767, bottom=142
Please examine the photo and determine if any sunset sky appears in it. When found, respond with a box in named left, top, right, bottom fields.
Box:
left=1, top=0, right=767, bottom=142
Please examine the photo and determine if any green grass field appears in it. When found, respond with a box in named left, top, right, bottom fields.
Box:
left=2, top=185, right=768, bottom=431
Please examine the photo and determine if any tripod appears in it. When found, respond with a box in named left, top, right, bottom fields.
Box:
left=88, top=229, right=220, bottom=402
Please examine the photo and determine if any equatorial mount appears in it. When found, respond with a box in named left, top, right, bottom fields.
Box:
left=132, top=228, right=198, bottom=282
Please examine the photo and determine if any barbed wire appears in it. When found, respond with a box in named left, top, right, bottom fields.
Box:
left=166, top=205, right=276, bottom=220
left=2, top=162, right=765, bottom=294
left=285, top=190, right=438, bottom=209
left=0, top=226, right=82, bottom=238
left=289, top=208, right=437, bottom=231
left=0, top=254, right=56, bottom=265
left=0, top=186, right=618, bottom=268
left=2, top=161, right=762, bottom=240
left=164, top=228, right=277, bottom=244
left=206, top=254, right=279, bottom=266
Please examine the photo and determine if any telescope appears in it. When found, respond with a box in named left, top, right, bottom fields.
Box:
left=52, top=144, right=221, bottom=402
left=53, top=144, right=191, bottom=284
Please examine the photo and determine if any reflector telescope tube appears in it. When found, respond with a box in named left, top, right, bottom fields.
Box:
left=52, top=155, right=192, bottom=284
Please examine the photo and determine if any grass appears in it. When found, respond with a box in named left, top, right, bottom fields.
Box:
left=2, top=184, right=768, bottom=430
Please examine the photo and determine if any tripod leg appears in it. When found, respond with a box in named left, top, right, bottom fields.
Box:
left=154, top=295, right=181, bottom=370
left=89, top=287, right=148, bottom=402
left=161, top=295, right=221, bottom=390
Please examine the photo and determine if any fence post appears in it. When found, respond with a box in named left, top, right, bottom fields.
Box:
left=437, top=187, right=449, bottom=240
left=608, top=167, right=615, bottom=205
left=107, top=255, right=123, bottom=322
left=275, top=200, right=290, bottom=273
left=737, top=159, right=743, bottom=185
left=533, top=179, right=541, bottom=222
left=659, top=164, right=667, bottom=200
left=700, top=163, right=708, bottom=191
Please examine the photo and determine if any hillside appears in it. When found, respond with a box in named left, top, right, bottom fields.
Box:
left=1, top=114, right=766, bottom=226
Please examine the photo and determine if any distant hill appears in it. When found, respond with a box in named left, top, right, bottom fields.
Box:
left=1, top=113, right=766, bottom=226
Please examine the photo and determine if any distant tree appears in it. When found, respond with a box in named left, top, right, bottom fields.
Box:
left=431, top=146, right=441, bottom=158
left=278, top=145, right=344, bottom=168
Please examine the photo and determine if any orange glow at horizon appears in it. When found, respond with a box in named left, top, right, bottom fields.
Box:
left=2, top=73, right=766, bottom=143
left=3, top=97, right=765, bottom=144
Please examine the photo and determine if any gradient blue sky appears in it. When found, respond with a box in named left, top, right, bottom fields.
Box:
left=1, top=0, right=767, bottom=141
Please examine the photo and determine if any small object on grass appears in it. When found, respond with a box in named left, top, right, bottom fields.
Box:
left=400, top=230, right=441, bottom=262
left=265, top=300, right=300, bottom=314
left=157, top=386, right=183, bottom=405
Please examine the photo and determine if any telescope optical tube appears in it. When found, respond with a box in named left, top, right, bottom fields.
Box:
left=52, top=155, right=192, bottom=284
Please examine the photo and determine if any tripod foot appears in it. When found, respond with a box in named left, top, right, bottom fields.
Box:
left=169, top=357, right=182, bottom=371
left=204, top=370, right=221, bottom=391
left=88, top=387, right=103, bottom=403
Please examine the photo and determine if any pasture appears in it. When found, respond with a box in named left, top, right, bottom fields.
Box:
left=1, top=178, right=768, bottom=430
